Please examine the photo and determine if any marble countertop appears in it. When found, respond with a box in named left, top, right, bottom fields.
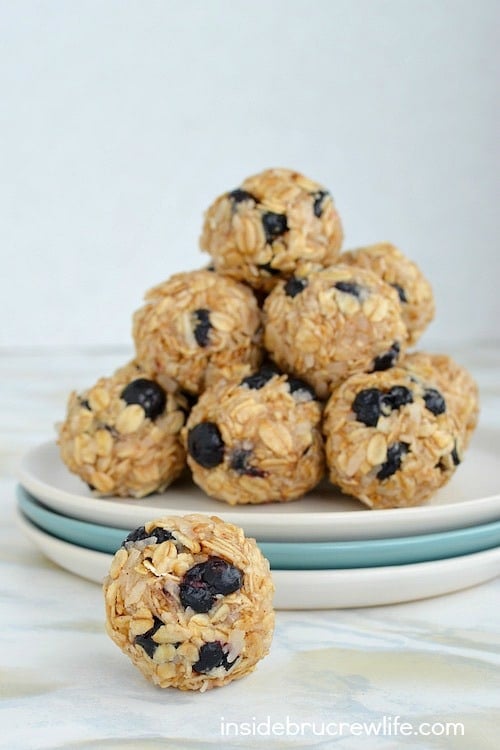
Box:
left=2, top=346, right=499, bottom=750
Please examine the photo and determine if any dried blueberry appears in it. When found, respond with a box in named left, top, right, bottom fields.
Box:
left=134, top=615, right=164, bottom=658
left=287, top=376, right=317, bottom=401
left=284, top=277, right=308, bottom=298
left=193, top=642, right=237, bottom=673
left=241, top=365, right=277, bottom=390
left=149, top=527, right=175, bottom=544
left=200, top=557, right=243, bottom=595
left=352, top=388, right=382, bottom=427
left=312, top=190, right=330, bottom=218
left=179, top=578, right=215, bottom=613
left=187, top=422, right=225, bottom=468
left=381, top=386, right=413, bottom=412
left=228, top=188, right=257, bottom=205
left=121, top=379, right=166, bottom=420
left=230, top=449, right=266, bottom=477
left=180, top=557, right=243, bottom=612
left=372, top=342, right=401, bottom=372
left=377, top=442, right=409, bottom=480
left=193, top=308, right=212, bottom=347
left=122, top=525, right=174, bottom=547
left=451, top=444, right=461, bottom=465
left=262, top=212, right=288, bottom=243
left=334, top=281, right=363, bottom=298
left=423, top=388, right=446, bottom=416
left=391, top=283, right=408, bottom=303
left=122, top=525, right=147, bottom=545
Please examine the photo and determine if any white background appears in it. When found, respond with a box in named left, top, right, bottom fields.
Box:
left=1, top=0, right=498, bottom=349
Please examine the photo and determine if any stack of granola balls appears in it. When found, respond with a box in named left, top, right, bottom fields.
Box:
left=59, top=167, right=479, bottom=510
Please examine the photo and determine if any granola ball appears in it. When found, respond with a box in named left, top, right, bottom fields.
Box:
left=264, top=264, right=408, bottom=398
left=104, top=514, right=275, bottom=692
left=182, top=366, right=324, bottom=505
left=132, top=269, right=263, bottom=395
left=200, top=167, right=343, bottom=291
left=58, top=362, right=187, bottom=498
left=341, top=242, right=435, bottom=345
left=323, top=367, right=462, bottom=509
left=402, top=351, right=479, bottom=449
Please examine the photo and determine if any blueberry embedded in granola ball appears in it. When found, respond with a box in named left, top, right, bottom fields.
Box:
left=132, top=269, right=263, bottom=395
left=376, top=441, right=410, bottom=480
left=228, top=188, right=257, bottom=206
left=120, top=379, right=167, bottom=420
left=200, top=168, right=343, bottom=291
left=240, top=364, right=278, bottom=390
left=182, top=370, right=324, bottom=505
left=312, top=190, right=330, bottom=218
left=187, top=422, right=225, bottom=469
left=192, top=309, right=212, bottom=347
left=193, top=642, right=236, bottom=674
left=423, top=388, right=446, bottom=416
left=372, top=342, right=401, bottom=372
left=179, top=558, right=243, bottom=612
left=352, top=388, right=384, bottom=427
left=323, top=368, right=462, bottom=509
left=122, top=525, right=175, bottom=549
left=284, top=276, right=308, bottom=298
left=264, top=264, right=407, bottom=398
left=103, top=514, right=275, bottom=692
left=58, top=362, right=187, bottom=498
left=341, top=242, right=435, bottom=346
left=262, top=211, right=289, bottom=244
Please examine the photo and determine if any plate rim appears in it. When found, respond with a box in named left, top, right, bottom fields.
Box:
left=18, top=434, right=500, bottom=541
left=17, top=483, right=500, bottom=553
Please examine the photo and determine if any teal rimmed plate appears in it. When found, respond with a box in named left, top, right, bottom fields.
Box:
left=17, top=485, right=500, bottom=570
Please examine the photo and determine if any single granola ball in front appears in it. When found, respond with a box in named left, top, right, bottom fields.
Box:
left=402, top=351, right=479, bottom=449
left=264, top=264, right=408, bottom=398
left=182, top=366, right=324, bottom=505
left=104, top=514, right=275, bottom=692
left=132, top=269, right=263, bottom=395
left=200, top=167, right=343, bottom=291
left=341, top=242, right=435, bottom=345
left=323, top=368, right=462, bottom=509
left=58, top=361, right=187, bottom=497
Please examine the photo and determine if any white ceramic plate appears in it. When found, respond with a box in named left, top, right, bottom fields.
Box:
left=18, top=429, right=500, bottom=541
left=17, top=509, right=500, bottom=609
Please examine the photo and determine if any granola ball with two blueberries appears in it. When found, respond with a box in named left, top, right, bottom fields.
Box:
left=200, top=168, right=343, bottom=291
left=264, top=264, right=408, bottom=399
left=323, top=367, right=462, bottom=509
left=183, top=366, right=324, bottom=505
left=104, top=514, right=275, bottom=692
left=133, top=269, right=263, bottom=395
left=58, top=362, right=187, bottom=498
left=341, top=242, right=435, bottom=346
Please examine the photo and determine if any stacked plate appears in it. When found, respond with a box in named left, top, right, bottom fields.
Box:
left=17, top=427, right=500, bottom=609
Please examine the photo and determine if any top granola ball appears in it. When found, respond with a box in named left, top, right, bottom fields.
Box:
left=132, top=269, right=263, bottom=395
left=200, top=168, right=343, bottom=291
